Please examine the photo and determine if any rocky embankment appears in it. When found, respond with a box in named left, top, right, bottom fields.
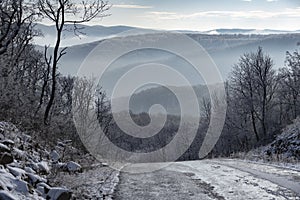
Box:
left=0, top=122, right=82, bottom=199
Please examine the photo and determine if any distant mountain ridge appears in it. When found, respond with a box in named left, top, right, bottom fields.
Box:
left=202, top=28, right=300, bottom=35
left=34, top=23, right=140, bottom=46
left=34, top=23, right=300, bottom=47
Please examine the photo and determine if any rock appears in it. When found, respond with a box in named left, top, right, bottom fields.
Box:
left=57, top=191, right=72, bottom=200
left=0, top=191, right=17, bottom=200
left=63, top=140, right=72, bottom=145
left=102, top=163, right=109, bottom=167
left=12, top=148, right=25, bottom=160
left=0, top=152, right=13, bottom=165
left=50, top=150, right=60, bottom=162
left=20, top=134, right=31, bottom=144
left=24, top=166, right=35, bottom=174
left=36, top=161, right=50, bottom=174
left=36, top=182, right=51, bottom=196
left=0, top=143, right=10, bottom=153
left=7, top=166, right=26, bottom=178
left=14, top=179, right=30, bottom=194
left=27, top=173, right=47, bottom=186
left=65, top=161, right=82, bottom=173
left=46, top=188, right=72, bottom=200
left=57, top=142, right=66, bottom=148
left=1, top=139, right=14, bottom=146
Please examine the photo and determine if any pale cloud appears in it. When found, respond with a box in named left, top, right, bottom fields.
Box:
left=146, top=7, right=300, bottom=20
left=150, top=11, right=177, bottom=15
left=242, top=0, right=252, bottom=2
left=266, top=0, right=278, bottom=2
left=113, top=4, right=153, bottom=9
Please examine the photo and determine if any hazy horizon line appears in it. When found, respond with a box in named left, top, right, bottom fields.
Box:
left=36, top=22, right=300, bottom=32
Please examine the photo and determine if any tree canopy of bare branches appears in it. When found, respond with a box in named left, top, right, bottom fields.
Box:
left=38, top=0, right=110, bottom=123
left=229, top=47, right=277, bottom=142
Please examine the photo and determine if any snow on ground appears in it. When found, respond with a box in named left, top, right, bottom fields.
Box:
left=168, top=160, right=299, bottom=200
left=115, top=167, right=218, bottom=200
left=116, top=159, right=300, bottom=200
left=51, top=164, right=119, bottom=199
left=216, top=159, right=300, bottom=177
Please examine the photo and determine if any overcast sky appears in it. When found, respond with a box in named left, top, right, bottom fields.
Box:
left=90, top=0, right=300, bottom=31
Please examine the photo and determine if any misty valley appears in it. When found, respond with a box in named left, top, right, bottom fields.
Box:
left=1, top=0, right=300, bottom=199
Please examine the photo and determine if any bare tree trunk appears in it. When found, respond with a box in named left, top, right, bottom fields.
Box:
left=251, top=110, right=259, bottom=142
left=261, top=86, right=267, bottom=137
left=36, top=47, right=51, bottom=115
left=44, top=27, right=62, bottom=123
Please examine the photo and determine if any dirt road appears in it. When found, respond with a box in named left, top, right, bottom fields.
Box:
left=114, top=159, right=300, bottom=200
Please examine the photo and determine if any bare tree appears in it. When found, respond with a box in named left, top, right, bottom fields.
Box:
left=230, top=47, right=277, bottom=142
left=0, top=0, right=36, bottom=55
left=95, top=88, right=112, bottom=134
left=0, top=0, right=49, bottom=127
left=278, top=50, right=300, bottom=121
left=38, top=0, right=110, bottom=123
left=201, top=97, right=211, bottom=122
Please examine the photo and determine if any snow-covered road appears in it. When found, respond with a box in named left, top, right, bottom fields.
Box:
left=114, top=159, right=300, bottom=200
